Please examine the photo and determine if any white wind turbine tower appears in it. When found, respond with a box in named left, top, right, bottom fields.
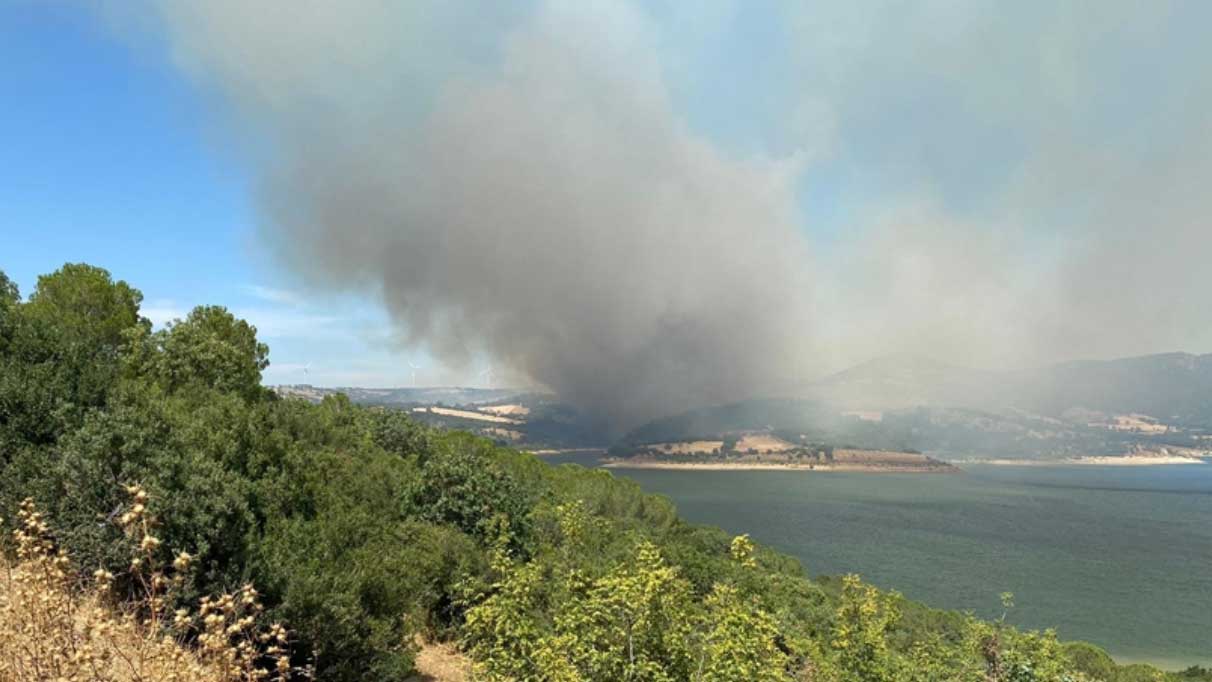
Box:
left=407, top=360, right=421, bottom=388
left=480, top=365, right=497, bottom=389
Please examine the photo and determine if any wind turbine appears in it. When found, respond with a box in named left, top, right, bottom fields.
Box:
left=408, top=360, right=421, bottom=387
left=480, top=365, right=497, bottom=389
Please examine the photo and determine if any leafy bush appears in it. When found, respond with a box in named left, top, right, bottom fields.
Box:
left=0, top=264, right=1193, bottom=681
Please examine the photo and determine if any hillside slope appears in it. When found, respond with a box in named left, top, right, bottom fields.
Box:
left=2, top=265, right=1204, bottom=681
left=618, top=353, right=1212, bottom=461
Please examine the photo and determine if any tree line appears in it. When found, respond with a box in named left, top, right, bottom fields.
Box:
left=0, top=264, right=1206, bottom=681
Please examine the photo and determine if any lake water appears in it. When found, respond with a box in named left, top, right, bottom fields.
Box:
left=564, top=458, right=1212, bottom=669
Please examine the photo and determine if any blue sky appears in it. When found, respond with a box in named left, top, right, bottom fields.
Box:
left=2, top=1, right=1209, bottom=398
left=0, top=2, right=426, bottom=386
left=1, top=0, right=838, bottom=388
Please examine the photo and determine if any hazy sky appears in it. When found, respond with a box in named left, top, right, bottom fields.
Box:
left=2, top=1, right=1209, bottom=426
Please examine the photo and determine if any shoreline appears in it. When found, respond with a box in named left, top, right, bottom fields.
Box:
left=961, top=455, right=1207, bottom=467
left=601, top=459, right=956, bottom=473
left=527, top=447, right=607, bottom=456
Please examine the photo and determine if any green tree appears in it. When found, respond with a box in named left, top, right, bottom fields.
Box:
left=465, top=537, right=697, bottom=682
left=0, top=269, right=18, bottom=347
left=0, top=262, right=1127, bottom=682
left=139, top=305, right=270, bottom=399
left=696, top=583, right=787, bottom=682
left=0, top=263, right=147, bottom=446
left=23, top=263, right=146, bottom=355
left=829, top=574, right=901, bottom=681
left=409, top=433, right=536, bottom=546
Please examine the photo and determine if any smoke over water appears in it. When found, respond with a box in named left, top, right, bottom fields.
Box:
left=135, top=1, right=1212, bottom=430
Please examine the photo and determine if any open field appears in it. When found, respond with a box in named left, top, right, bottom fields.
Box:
left=483, top=427, right=524, bottom=441
left=481, top=403, right=531, bottom=417
left=833, top=448, right=933, bottom=464
left=1098, top=414, right=1170, bottom=433
left=644, top=440, right=724, bottom=455
left=734, top=434, right=797, bottom=452
left=412, top=406, right=523, bottom=424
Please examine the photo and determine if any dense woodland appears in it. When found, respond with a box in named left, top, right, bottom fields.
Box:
left=1, top=264, right=1208, bottom=681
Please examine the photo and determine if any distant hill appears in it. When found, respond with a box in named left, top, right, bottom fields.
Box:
left=618, top=352, right=1212, bottom=461
left=273, top=385, right=610, bottom=450
left=808, top=352, right=1212, bottom=424
left=274, top=352, right=1212, bottom=460
left=1016, top=353, right=1212, bottom=426
left=274, top=384, right=528, bottom=406
left=805, top=354, right=1001, bottom=410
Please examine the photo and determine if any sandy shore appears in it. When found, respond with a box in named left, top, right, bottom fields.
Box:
left=528, top=448, right=606, bottom=456
left=601, top=460, right=956, bottom=473
left=969, top=455, right=1207, bottom=467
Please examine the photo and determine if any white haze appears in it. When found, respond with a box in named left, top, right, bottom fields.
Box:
left=120, top=1, right=1212, bottom=430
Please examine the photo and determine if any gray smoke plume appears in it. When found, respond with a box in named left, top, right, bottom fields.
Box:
left=144, top=1, right=816, bottom=429
left=792, top=1, right=1212, bottom=373
left=123, top=0, right=1212, bottom=429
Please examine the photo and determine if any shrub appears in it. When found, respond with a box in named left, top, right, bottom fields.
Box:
left=0, top=492, right=311, bottom=682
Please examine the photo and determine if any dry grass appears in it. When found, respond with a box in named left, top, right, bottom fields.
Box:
left=733, top=434, right=797, bottom=453
left=406, top=638, right=470, bottom=682
left=412, top=407, right=522, bottom=424
left=832, top=448, right=931, bottom=464
left=1105, top=414, right=1168, bottom=433
left=479, top=404, right=530, bottom=417
left=482, top=427, right=524, bottom=441
left=646, top=440, right=725, bottom=455
left=0, top=490, right=310, bottom=682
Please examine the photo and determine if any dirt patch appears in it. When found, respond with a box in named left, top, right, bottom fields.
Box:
left=407, top=639, right=471, bottom=682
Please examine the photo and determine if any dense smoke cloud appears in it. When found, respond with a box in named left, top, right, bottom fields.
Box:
left=133, top=1, right=1212, bottom=428
left=147, top=1, right=815, bottom=429
left=789, top=1, right=1212, bottom=370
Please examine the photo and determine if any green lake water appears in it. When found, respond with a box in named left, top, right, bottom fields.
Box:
left=577, top=460, right=1212, bottom=669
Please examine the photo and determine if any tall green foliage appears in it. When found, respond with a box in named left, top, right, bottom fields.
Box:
left=462, top=504, right=788, bottom=682
left=0, top=263, right=1194, bottom=681
left=132, top=304, right=270, bottom=399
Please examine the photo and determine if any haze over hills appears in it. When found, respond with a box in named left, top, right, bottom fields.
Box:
left=273, top=384, right=611, bottom=450
left=621, top=351, right=1212, bottom=461
left=275, top=385, right=531, bottom=407
left=276, top=351, right=1212, bottom=462
left=120, top=1, right=1212, bottom=435
left=807, top=352, right=1212, bottom=425
left=12, top=263, right=1207, bottom=682
left=9, top=0, right=1212, bottom=677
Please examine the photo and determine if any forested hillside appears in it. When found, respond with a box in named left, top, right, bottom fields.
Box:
left=0, top=264, right=1205, bottom=681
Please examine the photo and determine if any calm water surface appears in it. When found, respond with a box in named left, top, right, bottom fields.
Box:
left=566, top=458, right=1212, bottom=668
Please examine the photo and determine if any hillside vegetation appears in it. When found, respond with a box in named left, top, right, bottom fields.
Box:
left=1, top=492, right=309, bottom=682
left=1, top=264, right=1208, bottom=681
